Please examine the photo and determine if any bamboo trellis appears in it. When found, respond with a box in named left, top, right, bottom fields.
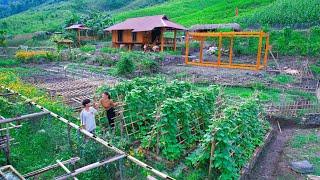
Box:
left=0, top=86, right=174, bottom=180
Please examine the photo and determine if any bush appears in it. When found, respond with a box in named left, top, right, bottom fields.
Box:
left=116, top=54, right=135, bottom=75
left=138, top=58, right=159, bottom=74
left=80, top=45, right=96, bottom=53
left=15, top=50, right=58, bottom=63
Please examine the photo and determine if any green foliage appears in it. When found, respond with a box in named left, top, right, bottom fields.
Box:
left=0, top=30, right=7, bottom=47
left=310, top=64, right=320, bottom=76
left=272, top=74, right=295, bottom=84
left=101, top=47, right=120, bottom=54
left=270, top=27, right=320, bottom=56
left=137, top=58, right=159, bottom=74
left=116, top=53, right=135, bottom=75
left=80, top=44, right=96, bottom=53
left=0, top=58, right=20, bottom=67
left=187, top=96, right=270, bottom=179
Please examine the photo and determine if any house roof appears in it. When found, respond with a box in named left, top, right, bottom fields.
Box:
left=189, top=23, right=241, bottom=32
left=65, top=24, right=91, bottom=30
left=105, top=15, right=186, bottom=32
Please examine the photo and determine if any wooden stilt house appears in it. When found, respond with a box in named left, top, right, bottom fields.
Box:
left=65, top=24, right=96, bottom=46
left=104, top=15, right=186, bottom=51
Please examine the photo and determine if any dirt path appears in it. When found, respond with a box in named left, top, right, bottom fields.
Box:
left=249, top=122, right=296, bottom=179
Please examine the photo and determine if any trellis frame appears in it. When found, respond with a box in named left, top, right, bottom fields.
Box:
left=185, top=31, right=270, bottom=71
left=0, top=86, right=174, bottom=180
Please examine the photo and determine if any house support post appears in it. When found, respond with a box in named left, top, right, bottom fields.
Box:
left=173, top=30, right=177, bottom=51
left=161, top=27, right=165, bottom=52
left=185, top=32, right=189, bottom=64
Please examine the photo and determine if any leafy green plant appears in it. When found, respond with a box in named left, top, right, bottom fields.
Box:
left=116, top=53, right=135, bottom=75
left=80, top=45, right=96, bottom=53
left=138, top=58, right=159, bottom=74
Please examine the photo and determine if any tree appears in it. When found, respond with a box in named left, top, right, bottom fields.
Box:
left=0, top=30, right=7, bottom=47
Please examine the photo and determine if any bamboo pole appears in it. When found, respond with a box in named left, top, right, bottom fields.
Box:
left=263, top=34, right=270, bottom=67
left=0, top=111, right=50, bottom=124
left=208, top=140, right=215, bottom=176
left=229, top=36, right=234, bottom=65
left=256, top=31, right=263, bottom=70
left=23, top=157, right=80, bottom=178
left=56, top=154, right=126, bottom=180
left=1, top=86, right=174, bottom=180
left=56, top=160, right=79, bottom=180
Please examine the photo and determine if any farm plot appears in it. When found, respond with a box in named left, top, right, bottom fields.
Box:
left=0, top=73, right=174, bottom=179
left=97, top=77, right=270, bottom=179
left=17, top=64, right=118, bottom=111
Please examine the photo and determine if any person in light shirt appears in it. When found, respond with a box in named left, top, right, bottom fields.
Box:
left=80, top=99, right=98, bottom=135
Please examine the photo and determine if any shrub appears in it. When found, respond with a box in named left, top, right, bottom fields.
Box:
left=15, top=50, right=58, bottom=63
left=138, top=58, right=159, bottom=74
left=80, top=45, right=96, bottom=53
left=116, top=53, right=135, bottom=75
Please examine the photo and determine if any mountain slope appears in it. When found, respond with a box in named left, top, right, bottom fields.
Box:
left=0, top=0, right=58, bottom=18
left=114, top=0, right=274, bottom=27
left=0, top=0, right=168, bottom=34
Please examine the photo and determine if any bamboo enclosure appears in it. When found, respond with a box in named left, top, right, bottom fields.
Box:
left=185, top=31, right=270, bottom=70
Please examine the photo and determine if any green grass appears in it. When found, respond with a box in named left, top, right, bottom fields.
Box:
left=288, top=130, right=320, bottom=175
left=224, top=86, right=317, bottom=104
left=272, top=74, right=296, bottom=85
left=290, top=132, right=320, bottom=149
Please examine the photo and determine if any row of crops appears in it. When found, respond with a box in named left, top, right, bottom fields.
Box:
left=98, top=77, right=270, bottom=179
left=242, top=0, right=320, bottom=28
